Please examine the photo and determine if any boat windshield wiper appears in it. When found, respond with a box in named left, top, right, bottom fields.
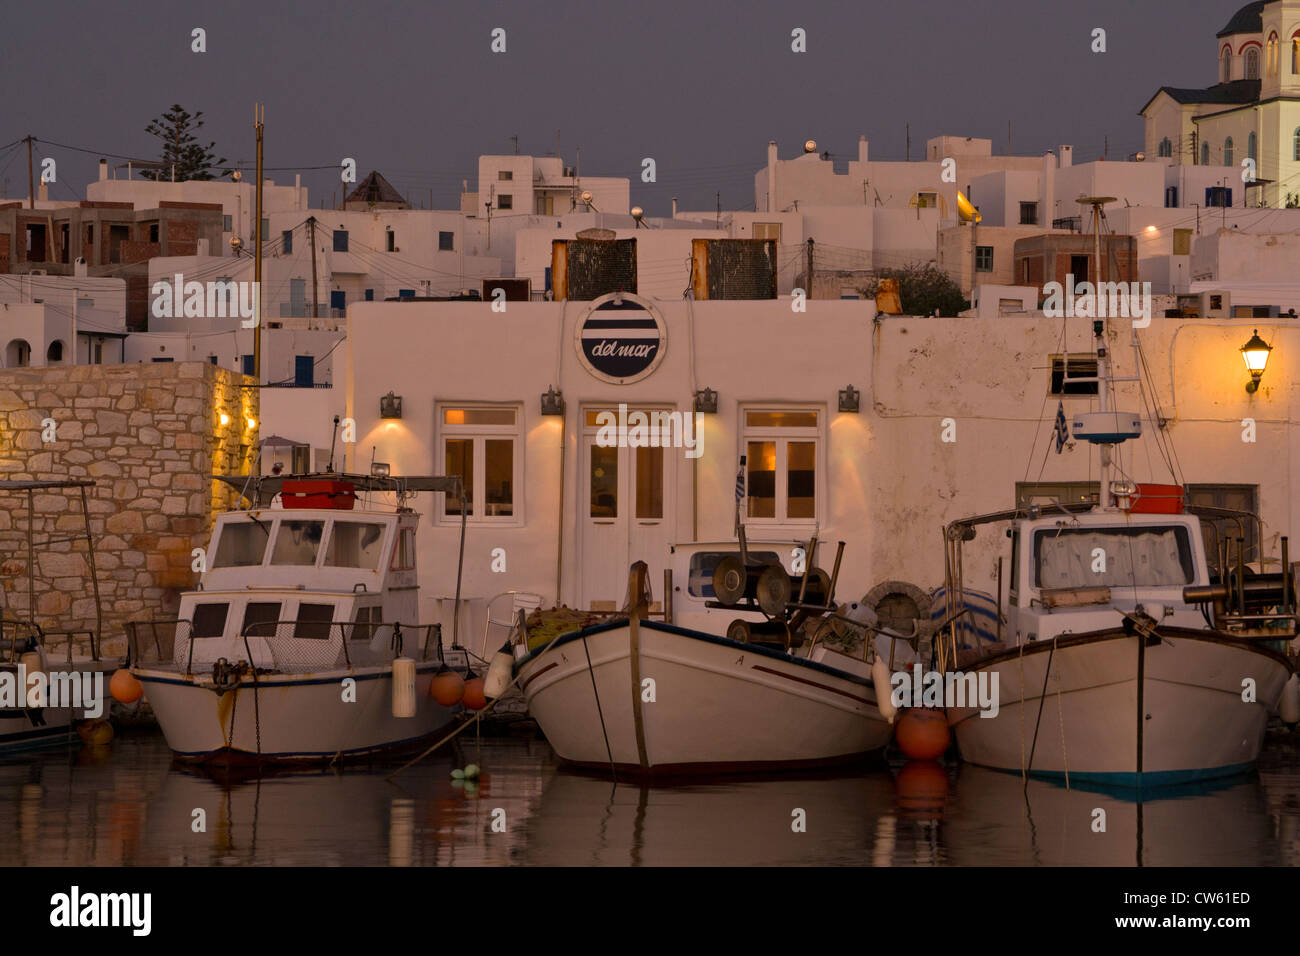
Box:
left=247, top=512, right=271, bottom=539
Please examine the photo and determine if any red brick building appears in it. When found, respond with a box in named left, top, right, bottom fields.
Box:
left=1012, top=234, right=1139, bottom=291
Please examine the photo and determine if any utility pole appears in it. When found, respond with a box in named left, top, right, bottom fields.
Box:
left=906, top=124, right=910, bottom=162
left=26, top=135, right=34, bottom=209
left=806, top=238, right=815, bottom=295
left=254, top=103, right=264, bottom=381
left=308, top=216, right=319, bottom=324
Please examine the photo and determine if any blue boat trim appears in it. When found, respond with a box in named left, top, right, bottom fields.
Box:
left=998, top=761, right=1258, bottom=793
left=135, top=661, right=444, bottom=690
left=0, top=722, right=75, bottom=751
left=514, top=617, right=869, bottom=686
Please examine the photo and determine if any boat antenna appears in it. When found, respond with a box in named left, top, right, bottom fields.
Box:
left=327, top=415, right=340, bottom=473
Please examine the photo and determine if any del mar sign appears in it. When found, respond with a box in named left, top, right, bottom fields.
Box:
left=575, top=293, right=667, bottom=384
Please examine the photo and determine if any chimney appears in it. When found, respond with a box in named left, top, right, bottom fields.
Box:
left=858, top=135, right=869, bottom=164
left=767, top=141, right=778, bottom=213
left=38, top=182, right=48, bottom=202
left=98, top=158, right=108, bottom=182
left=671, top=197, right=678, bottom=217
left=1058, top=145, right=1073, bottom=168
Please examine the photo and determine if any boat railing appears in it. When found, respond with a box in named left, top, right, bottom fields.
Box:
left=125, top=619, right=193, bottom=672
left=0, top=618, right=43, bottom=664
left=237, top=620, right=445, bottom=672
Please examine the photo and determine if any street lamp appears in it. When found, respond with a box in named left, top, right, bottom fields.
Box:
left=1241, top=329, right=1272, bottom=393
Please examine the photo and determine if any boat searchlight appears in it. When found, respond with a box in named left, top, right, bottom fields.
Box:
left=1241, top=329, right=1272, bottom=394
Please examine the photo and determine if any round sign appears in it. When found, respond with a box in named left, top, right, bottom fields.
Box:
left=574, top=293, right=667, bottom=384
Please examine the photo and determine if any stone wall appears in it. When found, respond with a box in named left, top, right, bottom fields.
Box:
left=0, top=362, right=257, bottom=656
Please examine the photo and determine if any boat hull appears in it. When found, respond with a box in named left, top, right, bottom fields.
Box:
left=946, top=627, right=1293, bottom=786
left=0, top=708, right=76, bottom=752
left=517, top=619, right=892, bottom=775
left=134, top=663, right=459, bottom=765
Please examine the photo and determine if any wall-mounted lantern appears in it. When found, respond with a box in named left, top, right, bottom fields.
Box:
left=541, top=386, right=565, bottom=416
left=694, top=387, right=718, bottom=414
left=380, top=391, right=403, bottom=419
left=838, top=385, right=861, bottom=413
left=1241, top=329, right=1272, bottom=393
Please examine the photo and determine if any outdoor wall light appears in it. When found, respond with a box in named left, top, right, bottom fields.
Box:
left=838, top=385, right=861, bottom=413
left=380, top=391, right=403, bottom=419
left=246, top=417, right=257, bottom=430
left=541, top=386, right=565, bottom=416
left=219, top=412, right=230, bottom=426
left=371, top=461, right=391, bottom=478
left=694, top=387, right=718, bottom=414
left=1241, top=329, right=1273, bottom=393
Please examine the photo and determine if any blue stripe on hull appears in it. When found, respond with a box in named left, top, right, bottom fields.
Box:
left=974, top=761, right=1257, bottom=797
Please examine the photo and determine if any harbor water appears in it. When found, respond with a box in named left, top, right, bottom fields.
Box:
left=2, top=724, right=1299, bottom=866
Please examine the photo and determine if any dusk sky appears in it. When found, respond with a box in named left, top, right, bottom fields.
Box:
left=1, top=0, right=1236, bottom=215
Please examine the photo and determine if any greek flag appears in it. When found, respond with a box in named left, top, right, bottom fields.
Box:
left=735, top=455, right=746, bottom=503
left=1053, top=401, right=1069, bottom=453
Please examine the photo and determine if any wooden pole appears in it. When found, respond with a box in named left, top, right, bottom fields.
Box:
left=308, top=216, right=319, bottom=323
left=26, top=135, right=36, bottom=210
left=253, top=104, right=264, bottom=380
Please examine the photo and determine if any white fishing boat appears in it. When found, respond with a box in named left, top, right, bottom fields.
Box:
left=516, top=541, right=899, bottom=776
left=128, top=473, right=470, bottom=767
left=938, top=199, right=1296, bottom=787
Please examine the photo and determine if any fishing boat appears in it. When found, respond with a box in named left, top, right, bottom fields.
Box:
left=515, top=535, right=903, bottom=776
left=0, top=480, right=119, bottom=753
left=127, top=473, right=470, bottom=767
left=938, top=199, right=1296, bottom=787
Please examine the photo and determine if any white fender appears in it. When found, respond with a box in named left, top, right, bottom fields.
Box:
left=1280, top=673, right=1300, bottom=725
left=391, top=657, right=416, bottom=718
left=872, top=656, right=897, bottom=724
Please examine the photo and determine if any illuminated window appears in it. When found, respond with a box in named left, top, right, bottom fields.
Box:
left=438, top=405, right=522, bottom=522
left=742, top=408, right=820, bottom=524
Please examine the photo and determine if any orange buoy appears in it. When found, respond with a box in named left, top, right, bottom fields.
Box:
left=462, top=675, right=487, bottom=711
left=894, top=707, right=950, bottom=761
left=77, top=719, right=114, bottom=747
left=430, top=668, right=466, bottom=706
left=109, top=668, right=143, bottom=704
left=895, top=760, right=949, bottom=819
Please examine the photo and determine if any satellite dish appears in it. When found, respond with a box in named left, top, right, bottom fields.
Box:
left=804, top=139, right=818, bottom=153
left=229, top=236, right=243, bottom=253
left=631, top=206, right=644, bottom=219
left=581, top=190, right=593, bottom=203
left=231, top=169, right=242, bottom=182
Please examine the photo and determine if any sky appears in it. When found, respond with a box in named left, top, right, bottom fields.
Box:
left=0, top=0, right=1240, bottom=216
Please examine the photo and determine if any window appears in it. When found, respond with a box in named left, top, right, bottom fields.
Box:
left=1173, top=228, right=1192, bottom=256
left=294, top=355, right=314, bottom=387
left=242, top=602, right=282, bottom=636
left=352, top=605, right=383, bottom=642
left=293, top=603, right=334, bottom=640
left=1164, top=186, right=1179, bottom=208
left=1158, top=137, right=1172, bottom=158
left=325, top=522, right=386, bottom=569
left=1294, top=38, right=1300, bottom=74
left=1248, top=132, right=1257, bottom=163
left=386, top=230, right=395, bottom=252
left=1070, top=254, right=1090, bottom=283
left=148, top=223, right=159, bottom=243
left=1049, top=355, right=1099, bottom=396
left=439, top=405, right=521, bottom=521
left=439, top=231, right=454, bottom=251
left=212, top=521, right=268, bottom=567
left=1268, top=36, right=1279, bottom=76
left=742, top=409, right=820, bottom=523
left=222, top=215, right=232, bottom=231
left=1034, top=526, right=1194, bottom=589
left=392, top=527, right=416, bottom=571
left=191, top=603, right=229, bottom=639
left=271, top=520, right=324, bottom=565
left=1224, top=137, right=1234, bottom=167
left=291, top=445, right=311, bottom=475
left=1019, top=202, right=1038, bottom=226
left=1294, top=127, right=1300, bottom=162
left=1206, top=186, right=1232, bottom=208
left=1221, top=47, right=1232, bottom=82
left=332, top=229, right=348, bottom=252
left=687, top=550, right=780, bottom=599
left=241, top=355, right=255, bottom=376
left=1186, top=483, right=1259, bottom=568
left=208, top=354, right=218, bottom=365
left=261, top=218, right=270, bottom=242
left=498, top=170, right=513, bottom=181
left=47, top=341, right=63, bottom=363
left=975, top=246, right=993, bottom=272
left=1201, top=141, right=1210, bottom=166
left=752, top=222, right=782, bottom=242
left=282, top=230, right=293, bottom=254
left=497, top=194, right=513, bottom=210
left=1246, top=47, right=1260, bottom=80
left=151, top=357, right=174, bottom=363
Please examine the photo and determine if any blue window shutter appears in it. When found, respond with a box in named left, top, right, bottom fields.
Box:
left=294, top=356, right=314, bottom=387
left=364, top=288, right=374, bottom=301
left=242, top=355, right=254, bottom=376
left=399, top=289, right=414, bottom=299
left=545, top=266, right=552, bottom=291
left=330, top=290, right=346, bottom=311
left=333, top=230, right=348, bottom=252
left=1226, top=188, right=1232, bottom=207
left=1205, top=188, right=1213, bottom=206
left=282, top=230, right=293, bottom=254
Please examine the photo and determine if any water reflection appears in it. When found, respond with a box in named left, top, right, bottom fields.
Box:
left=1, top=729, right=1297, bottom=866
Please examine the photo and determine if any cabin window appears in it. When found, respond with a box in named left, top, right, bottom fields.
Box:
left=271, top=519, right=324, bottom=565
left=242, top=602, right=283, bottom=637
left=1016, top=481, right=1099, bottom=511
left=438, top=405, right=522, bottom=522
left=293, top=603, right=335, bottom=640
left=211, top=521, right=268, bottom=567
left=325, top=522, right=386, bottom=569
left=1033, top=526, right=1194, bottom=590
left=1008, top=532, right=1020, bottom=607
left=191, top=603, right=229, bottom=639
left=352, top=605, right=383, bottom=641
left=687, top=551, right=780, bottom=599
left=742, top=409, right=820, bottom=524
left=392, top=527, right=416, bottom=571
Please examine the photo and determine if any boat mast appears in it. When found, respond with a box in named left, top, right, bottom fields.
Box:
left=1082, top=196, right=1116, bottom=511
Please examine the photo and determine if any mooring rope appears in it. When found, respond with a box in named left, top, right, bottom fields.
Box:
left=581, top=634, right=617, bottom=781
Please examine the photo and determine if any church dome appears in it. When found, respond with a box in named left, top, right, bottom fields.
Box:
left=1217, top=1, right=1266, bottom=38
